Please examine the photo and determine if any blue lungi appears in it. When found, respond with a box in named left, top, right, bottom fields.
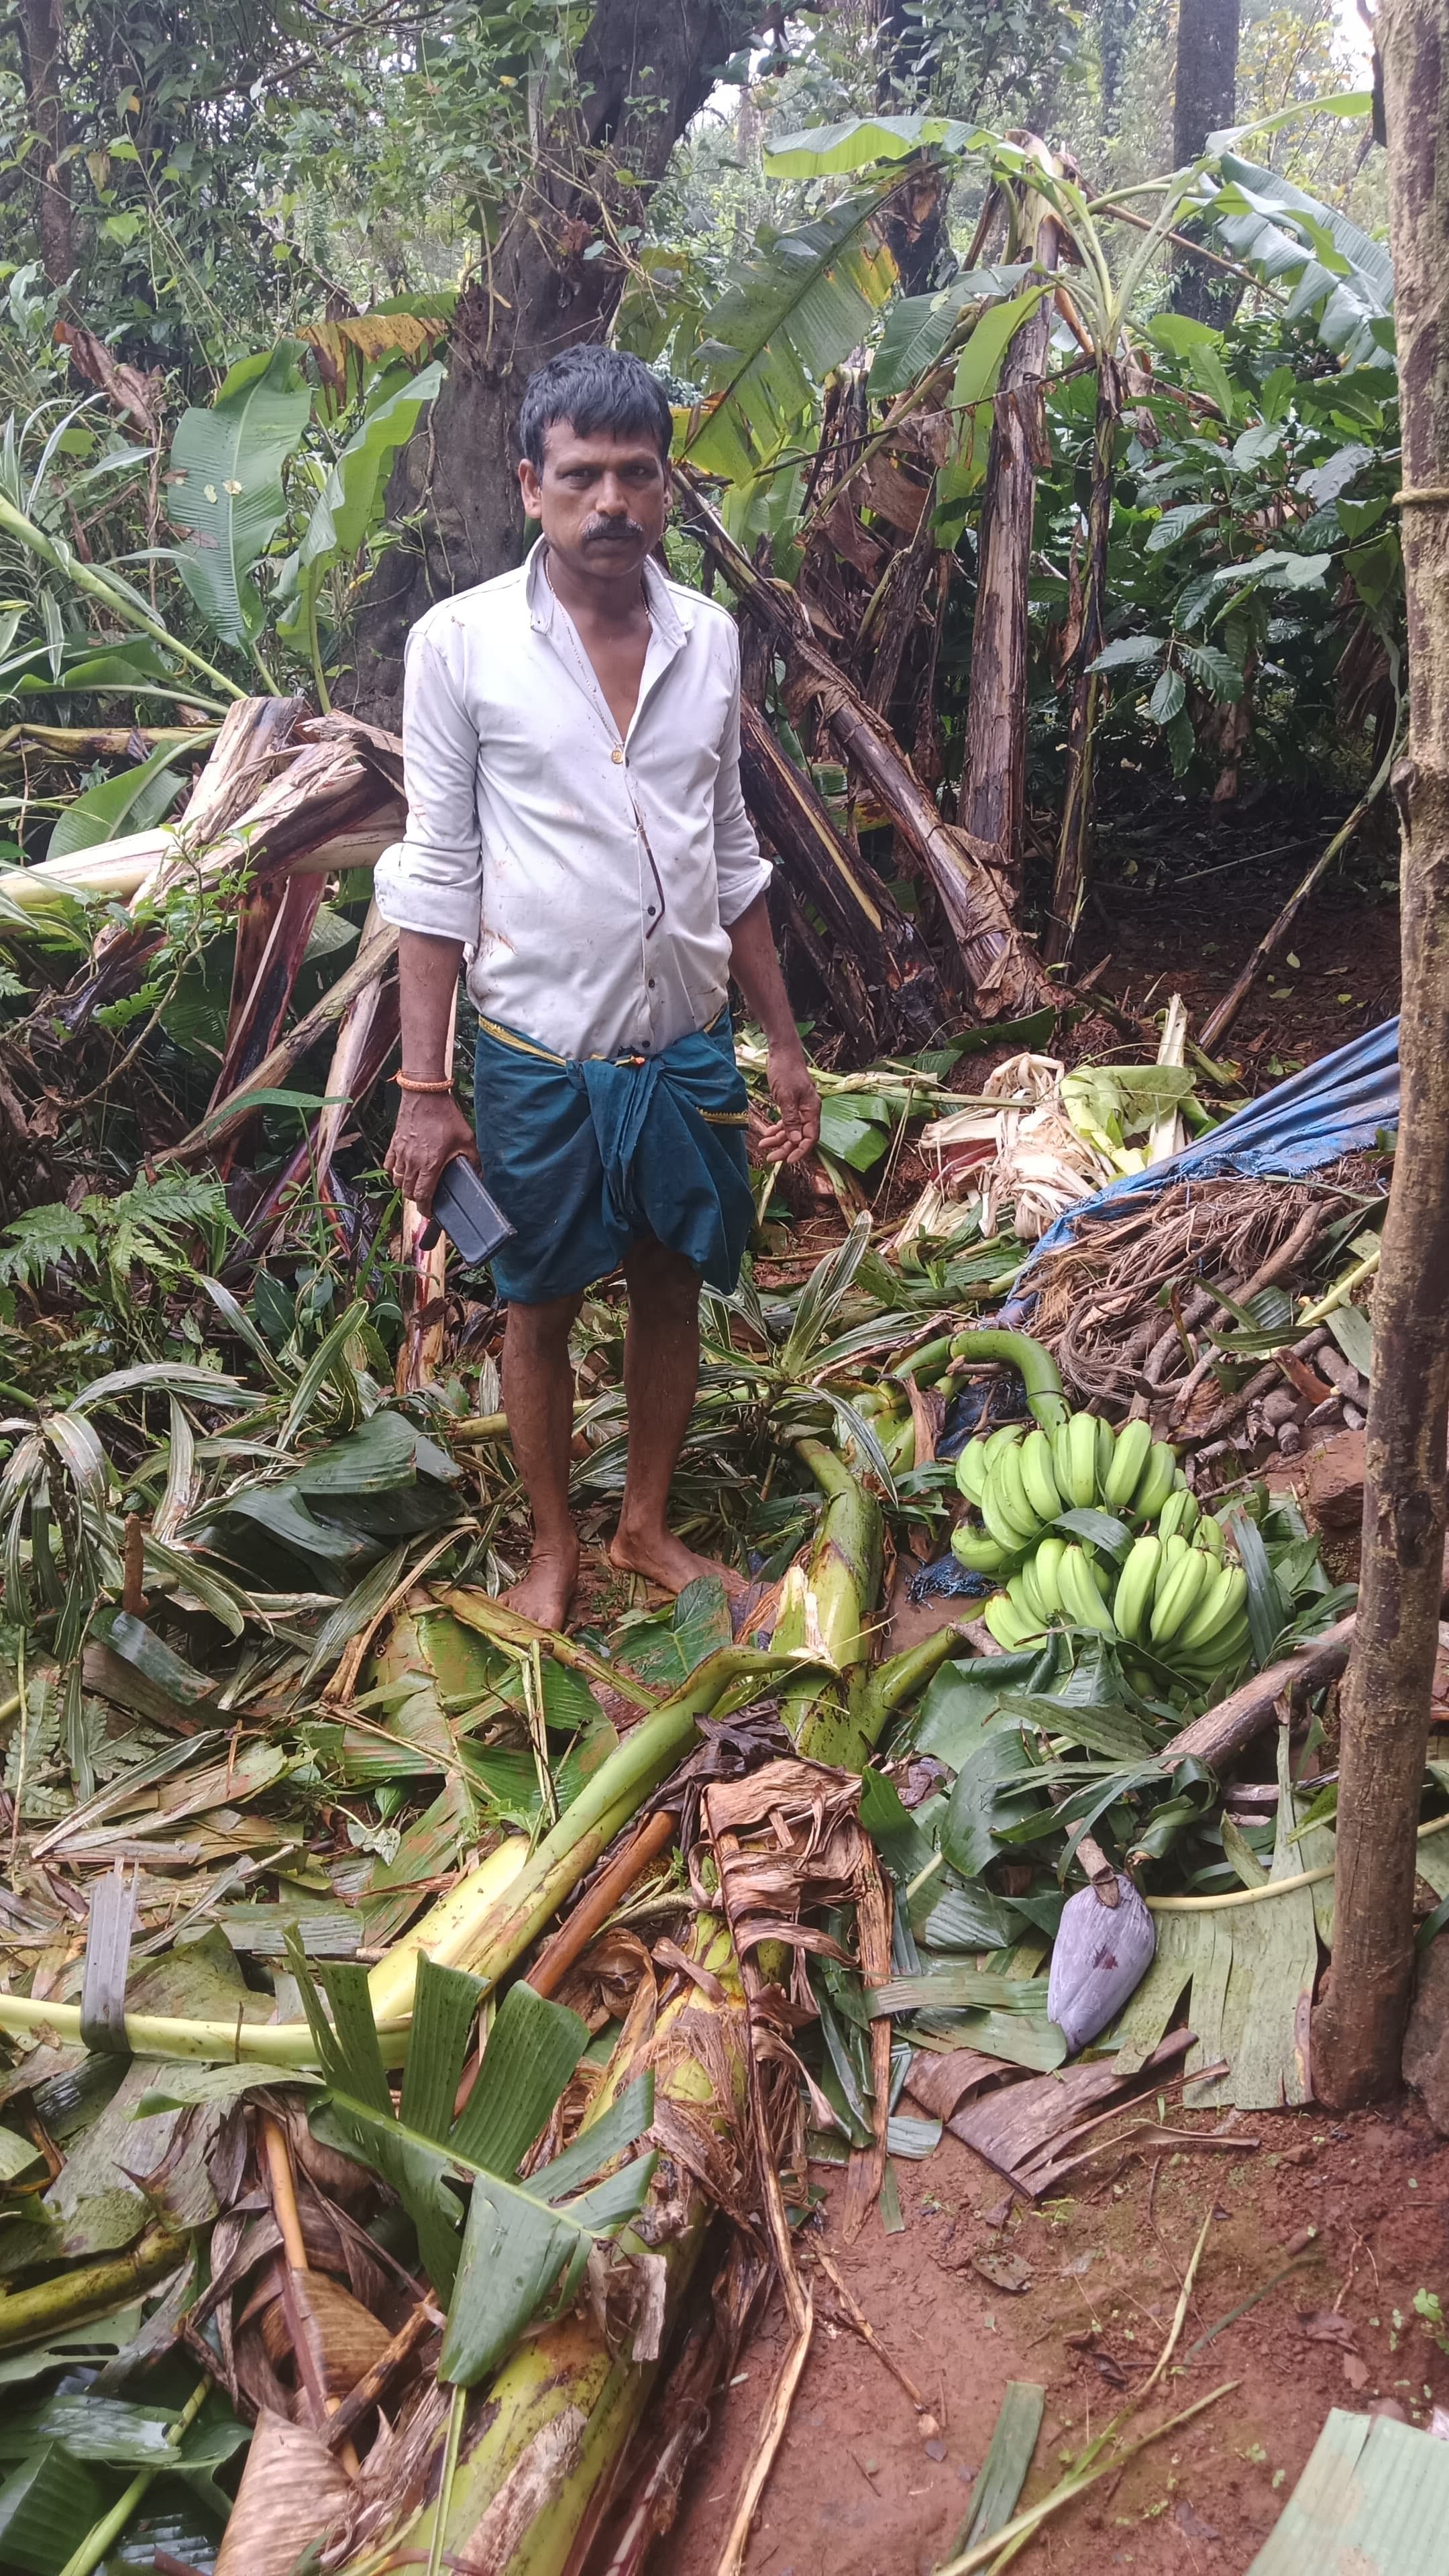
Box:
left=472, top=1010, right=753, bottom=1307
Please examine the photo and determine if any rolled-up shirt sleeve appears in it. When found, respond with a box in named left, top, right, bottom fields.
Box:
left=712, top=631, right=772, bottom=927
left=374, top=615, right=484, bottom=946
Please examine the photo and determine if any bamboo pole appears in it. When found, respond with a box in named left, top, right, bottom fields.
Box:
left=1315, top=0, right=1449, bottom=2106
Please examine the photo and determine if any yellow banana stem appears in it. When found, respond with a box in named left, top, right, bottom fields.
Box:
left=337, top=1914, right=749, bottom=2576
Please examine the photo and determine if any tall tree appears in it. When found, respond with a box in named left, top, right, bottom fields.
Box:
left=1315, top=0, right=1449, bottom=2107
left=15, top=0, right=72, bottom=289
left=351, top=0, right=751, bottom=721
left=1171, top=0, right=1238, bottom=319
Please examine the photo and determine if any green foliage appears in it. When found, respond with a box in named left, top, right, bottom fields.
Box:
left=0, top=1175, right=235, bottom=1299
left=1201, top=153, right=1394, bottom=366
left=673, top=189, right=899, bottom=480
left=295, top=1951, right=657, bottom=2381
left=46, top=739, right=195, bottom=859
left=168, top=343, right=315, bottom=649
left=275, top=357, right=443, bottom=694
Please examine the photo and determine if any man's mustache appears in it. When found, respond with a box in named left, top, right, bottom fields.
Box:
left=583, top=518, right=646, bottom=545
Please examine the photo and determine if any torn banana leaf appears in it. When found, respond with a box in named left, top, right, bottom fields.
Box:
left=294, top=1949, right=657, bottom=2381
left=1112, top=1735, right=1316, bottom=2108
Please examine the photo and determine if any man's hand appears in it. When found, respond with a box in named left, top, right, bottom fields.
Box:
left=385, top=1089, right=479, bottom=1214
left=757, top=1045, right=821, bottom=1167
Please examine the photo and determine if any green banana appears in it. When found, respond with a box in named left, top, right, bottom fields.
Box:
left=1155, top=1532, right=1189, bottom=1593
left=1112, top=1532, right=1163, bottom=1643
left=1176, top=1563, right=1248, bottom=1654
left=1066, top=1413, right=1099, bottom=1509
left=950, top=1522, right=1014, bottom=1576
left=993, top=1441, right=1046, bottom=1543
left=1052, top=1418, right=1076, bottom=1500
left=1157, top=1487, right=1197, bottom=1545
left=1104, top=1418, right=1152, bottom=1512
left=1095, top=1415, right=1116, bottom=1491
left=1059, top=1544, right=1116, bottom=1635
left=979, top=1473, right=1032, bottom=1558
left=955, top=1443, right=990, bottom=1506
left=985, top=1423, right=1026, bottom=1456
left=1175, top=1621, right=1251, bottom=1688
left=1031, top=1536, right=1069, bottom=1617
left=983, top=1591, right=1035, bottom=1652
left=1020, top=1428, right=1064, bottom=1524
left=1197, top=1511, right=1226, bottom=1564
left=1130, top=1440, right=1178, bottom=1523
left=1008, top=1569, right=1047, bottom=1632
left=1149, top=1544, right=1213, bottom=1646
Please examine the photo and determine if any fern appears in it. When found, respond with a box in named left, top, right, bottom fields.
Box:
left=85, top=1173, right=236, bottom=1288
left=0, top=1204, right=97, bottom=1289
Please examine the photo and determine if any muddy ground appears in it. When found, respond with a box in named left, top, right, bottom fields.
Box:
left=674, top=806, right=1419, bottom=2575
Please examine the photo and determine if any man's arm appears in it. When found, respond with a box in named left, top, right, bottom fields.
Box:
left=727, top=892, right=821, bottom=1167
left=383, top=931, right=478, bottom=1212
left=376, top=621, right=486, bottom=1213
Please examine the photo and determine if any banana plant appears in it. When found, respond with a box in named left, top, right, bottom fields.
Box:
left=290, top=1948, right=658, bottom=2380
left=275, top=358, right=443, bottom=710
left=166, top=342, right=315, bottom=676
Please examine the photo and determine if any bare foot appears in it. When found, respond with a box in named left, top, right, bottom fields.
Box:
left=504, top=1536, right=581, bottom=1631
left=609, top=1521, right=745, bottom=1599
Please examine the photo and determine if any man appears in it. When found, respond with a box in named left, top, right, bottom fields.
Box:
left=379, top=344, right=820, bottom=1629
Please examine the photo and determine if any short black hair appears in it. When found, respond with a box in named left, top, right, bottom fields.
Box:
left=519, top=347, right=673, bottom=471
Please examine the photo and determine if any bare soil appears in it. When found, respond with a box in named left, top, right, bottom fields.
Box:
left=1083, top=799, right=1402, bottom=1076
left=673, top=2100, right=1449, bottom=2576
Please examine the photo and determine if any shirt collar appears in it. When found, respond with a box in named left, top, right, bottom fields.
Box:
left=525, top=535, right=690, bottom=645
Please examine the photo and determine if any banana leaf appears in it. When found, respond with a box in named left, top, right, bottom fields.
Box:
left=168, top=342, right=313, bottom=646
left=294, top=1951, right=657, bottom=2384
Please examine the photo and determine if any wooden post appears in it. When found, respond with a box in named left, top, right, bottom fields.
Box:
left=1314, top=0, right=1449, bottom=2108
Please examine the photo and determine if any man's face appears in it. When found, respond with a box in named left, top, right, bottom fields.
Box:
left=518, top=419, right=669, bottom=581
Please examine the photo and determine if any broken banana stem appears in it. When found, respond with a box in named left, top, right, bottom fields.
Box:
left=780, top=1438, right=884, bottom=1769
left=0, top=2224, right=188, bottom=2352
left=339, top=1913, right=749, bottom=2576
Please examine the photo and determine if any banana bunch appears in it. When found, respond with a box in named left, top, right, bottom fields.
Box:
left=951, top=1413, right=1250, bottom=1695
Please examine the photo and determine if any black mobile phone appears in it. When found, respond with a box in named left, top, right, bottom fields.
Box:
left=420, top=1157, right=516, bottom=1266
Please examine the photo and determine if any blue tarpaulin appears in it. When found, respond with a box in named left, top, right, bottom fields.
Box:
left=1018, top=1014, right=1399, bottom=1275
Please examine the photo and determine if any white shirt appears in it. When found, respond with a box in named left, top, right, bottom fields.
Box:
left=374, top=539, right=771, bottom=1061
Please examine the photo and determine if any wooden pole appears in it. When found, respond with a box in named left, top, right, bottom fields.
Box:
left=1314, top=0, right=1449, bottom=2107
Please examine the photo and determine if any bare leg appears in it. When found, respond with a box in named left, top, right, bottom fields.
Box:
left=610, top=1240, right=741, bottom=1596
left=502, top=1288, right=585, bottom=1628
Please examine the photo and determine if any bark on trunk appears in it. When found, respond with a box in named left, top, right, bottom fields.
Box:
left=959, top=186, right=1060, bottom=914
left=1046, top=355, right=1120, bottom=965
left=15, top=0, right=70, bottom=290
left=1314, top=0, right=1449, bottom=2109
left=686, top=482, right=1062, bottom=1022
left=1171, top=0, right=1240, bottom=320
left=738, top=696, right=947, bottom=1053
left=351, top=0, right=748, bottom=722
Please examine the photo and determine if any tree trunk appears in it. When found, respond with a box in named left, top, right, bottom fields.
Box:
left=1171, top=0, right=1240, bottom=319
left=738, top=697, right=948, bottom=1054
left=351, top=0, right=749, bottom=722
left=685, top=482, right=1063, bottom=1022
left=959, top=183, right=1060, bottom=914
left=1046, top=354, right=1120, bottom=963
left=15, top=0, right=71, bottom=290
left=1314, top=0, right=1449, bottom=2110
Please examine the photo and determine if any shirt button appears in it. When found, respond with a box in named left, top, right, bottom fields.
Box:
left=611, top=746, right=625, bottom=765
left=648, top=977, right=657, bottom=989
left=647, top=904, right=656, bottom=918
